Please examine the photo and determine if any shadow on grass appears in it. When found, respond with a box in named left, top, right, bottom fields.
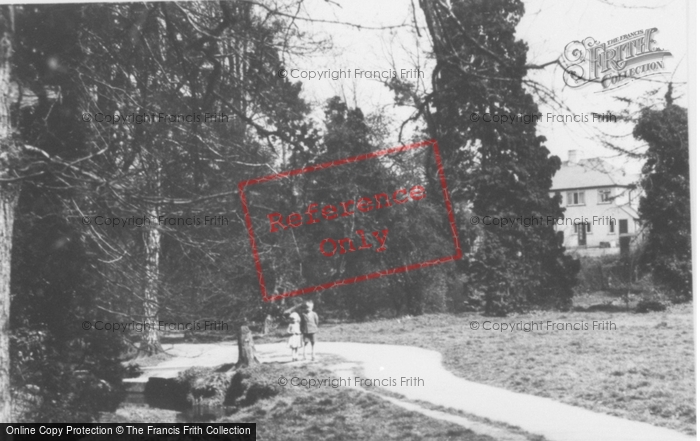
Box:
left=572, top=303, right=633, bottom=313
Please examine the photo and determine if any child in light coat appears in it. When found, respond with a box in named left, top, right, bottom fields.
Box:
left=287, top=312, right=303, bottom=361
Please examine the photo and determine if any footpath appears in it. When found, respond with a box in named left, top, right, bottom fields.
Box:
left=126, top=341, right=694, bottom=441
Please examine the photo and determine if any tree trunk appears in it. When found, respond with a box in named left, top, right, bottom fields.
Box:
left=141, top=205, right=162, bottom=355
left=0, top=187, right=18, bottom=423
left=236, top=325, right=259, bottom=368
left=0, top=5, right=17, bottom=423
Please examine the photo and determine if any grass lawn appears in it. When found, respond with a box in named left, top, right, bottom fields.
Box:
left=309, top=302, right=695, bottom=435
left=104, top=363, right=496, bottom=441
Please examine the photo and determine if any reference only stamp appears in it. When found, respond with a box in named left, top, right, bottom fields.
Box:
left=238, top=139, right=462, bottom=302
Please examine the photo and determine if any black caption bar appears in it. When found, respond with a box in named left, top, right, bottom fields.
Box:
left=1, top=423, right=255, bottom=440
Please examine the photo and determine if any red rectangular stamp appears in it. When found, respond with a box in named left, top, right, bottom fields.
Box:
left=238, top=139, right=462, bottom=302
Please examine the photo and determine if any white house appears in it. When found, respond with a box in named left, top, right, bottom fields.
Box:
left=549, top=150, right=642, bottom=257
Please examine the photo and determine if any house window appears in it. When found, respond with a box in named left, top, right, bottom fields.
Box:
left=598, top=189, right=612, bottom=204
left=619, top=219, right=628, bottom=234
left=609, top=222, right=615, bottom=234
left=567, top=191, right=585, bottom=206
left=574, top=222, right=591, bottom=234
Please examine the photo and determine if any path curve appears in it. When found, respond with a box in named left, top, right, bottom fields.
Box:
left=128, top=341, right=694, bottom=441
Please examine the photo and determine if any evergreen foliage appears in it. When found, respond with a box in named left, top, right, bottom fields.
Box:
left=635, top=92, right=691, bottom=300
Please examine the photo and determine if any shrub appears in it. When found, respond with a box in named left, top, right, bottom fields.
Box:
left=226, top=365, right=282, bottom=406
left=144, top=367, right=234, bottom=410
left=575, top=255, right=652, bottom=295
left=144, top=365, right=286, bottom=411
left=188, top=371, right=231, bottom=407
left=10, top=213, right=127, bottom=422
left=11, top=324, right=126, bottom=422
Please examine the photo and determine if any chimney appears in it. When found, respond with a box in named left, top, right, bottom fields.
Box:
left=568, top=150, right=580, bottom=164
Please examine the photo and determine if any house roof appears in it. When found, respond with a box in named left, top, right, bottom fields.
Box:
left=551, top=158, right=638, bottom=191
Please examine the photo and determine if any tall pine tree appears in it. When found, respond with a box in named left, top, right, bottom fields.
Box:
left=419, top=0, right=577, bottom=314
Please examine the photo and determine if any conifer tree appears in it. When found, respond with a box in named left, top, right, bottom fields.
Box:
left=635, top=88, right=691, bottom=300
left=419, top=0, right=577, bottom=313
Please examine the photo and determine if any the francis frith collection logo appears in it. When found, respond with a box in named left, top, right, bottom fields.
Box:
left=561, top=27, right=672, bottom=91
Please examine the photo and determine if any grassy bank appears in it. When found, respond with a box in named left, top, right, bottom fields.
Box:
left=104, top=363, right=496, bottom=441
left=313, top=302, right=695, bottom=435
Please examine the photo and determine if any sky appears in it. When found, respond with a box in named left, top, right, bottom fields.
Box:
left=281, top=0, right=690, bottom=174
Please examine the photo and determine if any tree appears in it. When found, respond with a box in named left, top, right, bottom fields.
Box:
left=0, top=200, right=14, bottom=422
left=66, top=1, right=314, bottom=355
left=236, top=324, right=260, bottom=368
left=0, top=5, right=25, bottom=422
left=5, top=4, right=135, bottom=421
left=418, top=0, right=577, bottom=313
left=1, top=0, right=318, bottom=419
left=635, top=87, right=691, bottom=300
left=264, top=97, right=457, bottom=319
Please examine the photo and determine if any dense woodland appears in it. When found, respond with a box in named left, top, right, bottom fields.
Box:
left=0, top=0, right=689, bottom=422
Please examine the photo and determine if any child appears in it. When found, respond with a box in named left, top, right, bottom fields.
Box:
left=287, top=312, right=303, bottom=361
left=300, top=300, right=319, bottom=361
